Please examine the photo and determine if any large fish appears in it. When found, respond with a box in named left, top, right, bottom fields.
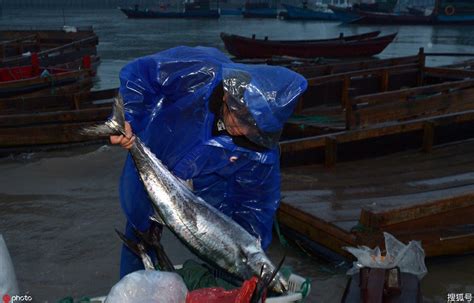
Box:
left=82, top=96, right=288, bottom=293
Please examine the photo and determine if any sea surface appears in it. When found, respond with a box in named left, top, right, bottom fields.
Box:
left=0, top=8, right=473, bottom=303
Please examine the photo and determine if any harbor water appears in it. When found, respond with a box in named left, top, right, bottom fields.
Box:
left=0, top=8, right=473, bottom=302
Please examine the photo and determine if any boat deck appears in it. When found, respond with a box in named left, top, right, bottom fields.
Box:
left=278, top=138, right=474, bottom=259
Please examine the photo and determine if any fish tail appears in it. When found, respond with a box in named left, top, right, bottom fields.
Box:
left=80, top=94, right=126, bottom=137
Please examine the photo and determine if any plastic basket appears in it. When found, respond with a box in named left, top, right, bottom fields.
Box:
left=91, top=270, right=310, bottom=303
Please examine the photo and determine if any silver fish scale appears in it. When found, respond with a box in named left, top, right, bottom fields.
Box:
left=129, top=136, right=287, bottom=291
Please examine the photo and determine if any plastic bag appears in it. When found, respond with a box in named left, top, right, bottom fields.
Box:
left=105, top=270, right=187, bottom=303
left=0, top=234, right=19, bottom=296
left=344, top=232, right=428, bottom=279
left=186, top=277, right=258, bottom=303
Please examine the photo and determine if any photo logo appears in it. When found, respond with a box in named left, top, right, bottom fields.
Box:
left=2, top=294, right=33, bottom=303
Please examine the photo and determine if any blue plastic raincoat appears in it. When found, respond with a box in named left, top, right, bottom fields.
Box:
left=118, top=46, right=307, bottom=277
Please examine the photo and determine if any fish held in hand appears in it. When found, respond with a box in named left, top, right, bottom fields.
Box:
left=81, top=95, right=288, bottom=293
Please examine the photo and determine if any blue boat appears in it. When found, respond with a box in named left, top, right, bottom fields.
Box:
left=280, top=3, right=339, bottom=21
left=242, top=2, right=278, bottom=18
left=119, top=2, right=220, bottom=19
left=220, top=8, right=243, bottom=15
left=435, top=0, right=474, bottom=24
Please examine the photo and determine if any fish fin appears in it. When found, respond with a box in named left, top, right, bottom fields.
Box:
left=115, top=228, right=141, bottom=255
left=149, top=214, right=166, bottom=226
left=114, top=228, right=155, bottom=270
left=133, top=225, right=175, bottom=272
left=80, top=94, right=126, bottom=137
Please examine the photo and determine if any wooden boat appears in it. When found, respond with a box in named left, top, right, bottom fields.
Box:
left=290, top=52, right=421, bottom=78
left=278, top=139, right=474, bottom=261
left=274, top=49, right=474, bottom=260
left=0, top=89, right=117, bottom=152
left=0, top=27, right=99, bottom=72
left=348, top=10, right=435, bottom=25
left=119, top=2, right=220, bottom=19
left=0, top=36, right=99, bottom=69
left=220, top=31, right=396, bottom=59
left=0, top=26, right=97, bottom=47
left=286, top=48, right=474, bottom=138
left=280, top=3, right=339, bottom=21
left=0, top=55, right=93, bottom=98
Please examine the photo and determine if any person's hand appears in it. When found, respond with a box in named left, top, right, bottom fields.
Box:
left=110, top=121, right=135, bottom=149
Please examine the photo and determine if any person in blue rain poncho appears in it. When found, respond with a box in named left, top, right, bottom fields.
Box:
left=111, top=46, right=307, bottom=277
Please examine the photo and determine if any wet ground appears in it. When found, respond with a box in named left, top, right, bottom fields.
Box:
left=1, top=144, right=473, bottom=302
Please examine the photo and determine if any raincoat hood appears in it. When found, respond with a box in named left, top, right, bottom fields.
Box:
left=221, top=64, right=307, bottom=148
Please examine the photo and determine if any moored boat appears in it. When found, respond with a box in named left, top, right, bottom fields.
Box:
left=280, top=3, right=339, bottom=21
left=346, top=0, right=474, bottom=25
left=0, top=88, right=117, bottom=152
left=0, top=55, right=93, bottom=98
left=348, top=10, right=435, bottom=25
left=119, top=2, right=220, bottom=19
left=220, top=31, right=396, bottom=59
left=0, top=35, right=99, bottom=69
left=435, top=0, right=474, bottom=24
left=327, top=4, right=361, bottom=22
left=276, top=54, right=474, bottom=261
left=0, top=26, right=96, bottom=47
left=242, top=2, right=278, bottom=18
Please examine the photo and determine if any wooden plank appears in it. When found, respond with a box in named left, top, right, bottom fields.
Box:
left=307, top=64, right=420, bottom=86
left=280, top=109, right=474, bottom=154
left=376, top=205, right=474, bottom=232
left=0, top=78, right=93, bottom=99
left=424, top=66, right=474, bottom=79
left=277, top=202, right=356, bottom=258
left=341, top=75, right=350, bottom=109
left=351, top=78, right=474, bottom=106
left=293, top=54, right=420, bottom=78
left=353, top=86, right=474, bottom=127
left=359, top=192, right=474, bottom=229
left=381, top=69, right=389, bottom=92
left=0, top=107, right=111, bottom=127
left=0, top=121, right=103, bottom=147
left=324, top=136, right=337, bottom=168
left=417, top=48, right=425, bottom=86
left=422, top=121, right=435, bottom=153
